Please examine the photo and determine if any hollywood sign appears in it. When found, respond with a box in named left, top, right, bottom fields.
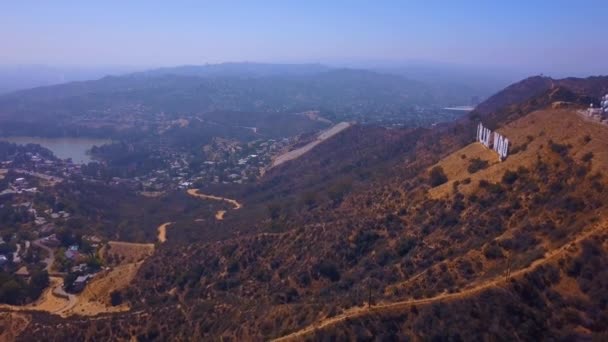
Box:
left=476, top=122, right=509, bottom=160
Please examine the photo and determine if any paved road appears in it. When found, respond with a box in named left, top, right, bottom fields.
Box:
left=270, top=122, right=351, bottom=168
left=32, top=239, right=55, bottom=273
left=51, top=284, right=77, bottom=315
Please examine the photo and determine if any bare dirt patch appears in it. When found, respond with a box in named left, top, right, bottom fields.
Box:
left=157, top=222, right=173, bottom=243
left=215, top=210, right=226, bottom=220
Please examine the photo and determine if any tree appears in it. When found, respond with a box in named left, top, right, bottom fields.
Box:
left=397, top=237, right=417, bottom=256
left=429, top=166, right=448, bottom=187
left=316, top=261, right=340, bottom=282
left=30, top=270, right=50, bottom=290
left=63, top=273, right=77, bottom=292
left=110, top=290, right=123, bottom=306
left=467, top=158, right=489, bottom=174
left=0, top=279, right=25, bottom=305
left=502, top=170, right=518, bottom=185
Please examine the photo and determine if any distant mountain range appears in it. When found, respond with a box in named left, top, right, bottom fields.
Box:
left=137, top=62, right=332, bottom=78
left=0, top=65, right=139, bottom=94
left=2, top=62, right=603, bottom=139
left=0, top=63, right=484, bottom=136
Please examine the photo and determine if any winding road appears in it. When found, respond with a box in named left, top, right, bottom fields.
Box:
left=186, top=188, right=242, bottom=209
left=32, top=239, right=55, bottom=273
left=155, top=190, right=242, bottom=243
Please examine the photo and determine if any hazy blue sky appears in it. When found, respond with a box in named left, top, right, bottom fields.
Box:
left=2, top=1, right=607, bottom=75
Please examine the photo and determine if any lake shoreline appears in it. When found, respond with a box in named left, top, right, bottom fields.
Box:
left=0, top=136, right=112, bottom=164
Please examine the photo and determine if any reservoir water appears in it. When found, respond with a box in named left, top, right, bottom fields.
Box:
left=0, top=136, right=111, bottom=164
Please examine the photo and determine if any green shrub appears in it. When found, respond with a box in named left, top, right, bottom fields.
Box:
left=483, top=243, right=504, bottom=259
left=502, top=170, right=519, bottom=185
left=429, top=166, right=448, bottom=187
left=581, top=152, right=594, bottom=162
left=316, top=261, right=340, bottom=282
left=396, top=237, right=417, bottom=256
left=467, top=157, right=489, bottom=174
left=110, top=290, right=123, bottom=306
left=549, top=140, right=571, bottom=157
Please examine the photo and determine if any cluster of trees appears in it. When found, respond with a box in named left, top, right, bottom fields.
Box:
left=0, top=269, right=49, bottom=305
left=88, top=142, right=166, bottom=178
left=0, top=141, right=57, bottom=166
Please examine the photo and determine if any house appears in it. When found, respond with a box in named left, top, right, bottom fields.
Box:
left=15, top=266, right=30, bottom=278
left=39, top=223, right=56, bottom=234
left=41, top=234, right=60, bottom=247
left=65, top=245, right=80, bottom=260
left=72, top=274, right=95, bottom=292
left=71, top=263, right=88, bottom=273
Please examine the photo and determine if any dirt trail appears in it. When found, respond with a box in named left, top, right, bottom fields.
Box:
left=187, top=188, right=242, bottom=209
left=157, top=222, right=173, bottom=243
left=272, top=222, right=606, bottom=341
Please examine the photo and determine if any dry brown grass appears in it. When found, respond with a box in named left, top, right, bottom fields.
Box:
left=64, top=262, right=144, bottom=316
left=0, top=312, right=30, bottom=342
left=100, top=241, right=155, bottom=265
left=64, top=240, right=156, bottom=316
left=553, top=275, right=588, bottom=300
left=429, top=109, right=608, bottom=199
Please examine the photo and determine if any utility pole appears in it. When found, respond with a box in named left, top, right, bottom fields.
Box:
left=368, top=283, right=372, bottom=308
left=505, top=252, right=512, bottom=281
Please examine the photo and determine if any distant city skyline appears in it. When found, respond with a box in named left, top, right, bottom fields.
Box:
left=1, top=1, right=607, bottom=76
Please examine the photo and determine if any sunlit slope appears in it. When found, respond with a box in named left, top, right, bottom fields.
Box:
left=272, top=107, right=608, bottom=341
left=429, top=108, right=608, bottom=198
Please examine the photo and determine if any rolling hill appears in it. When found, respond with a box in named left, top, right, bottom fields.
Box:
left=6, top=75, right=608, bottom=341
left=0, top=63, right=473, bottom=139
